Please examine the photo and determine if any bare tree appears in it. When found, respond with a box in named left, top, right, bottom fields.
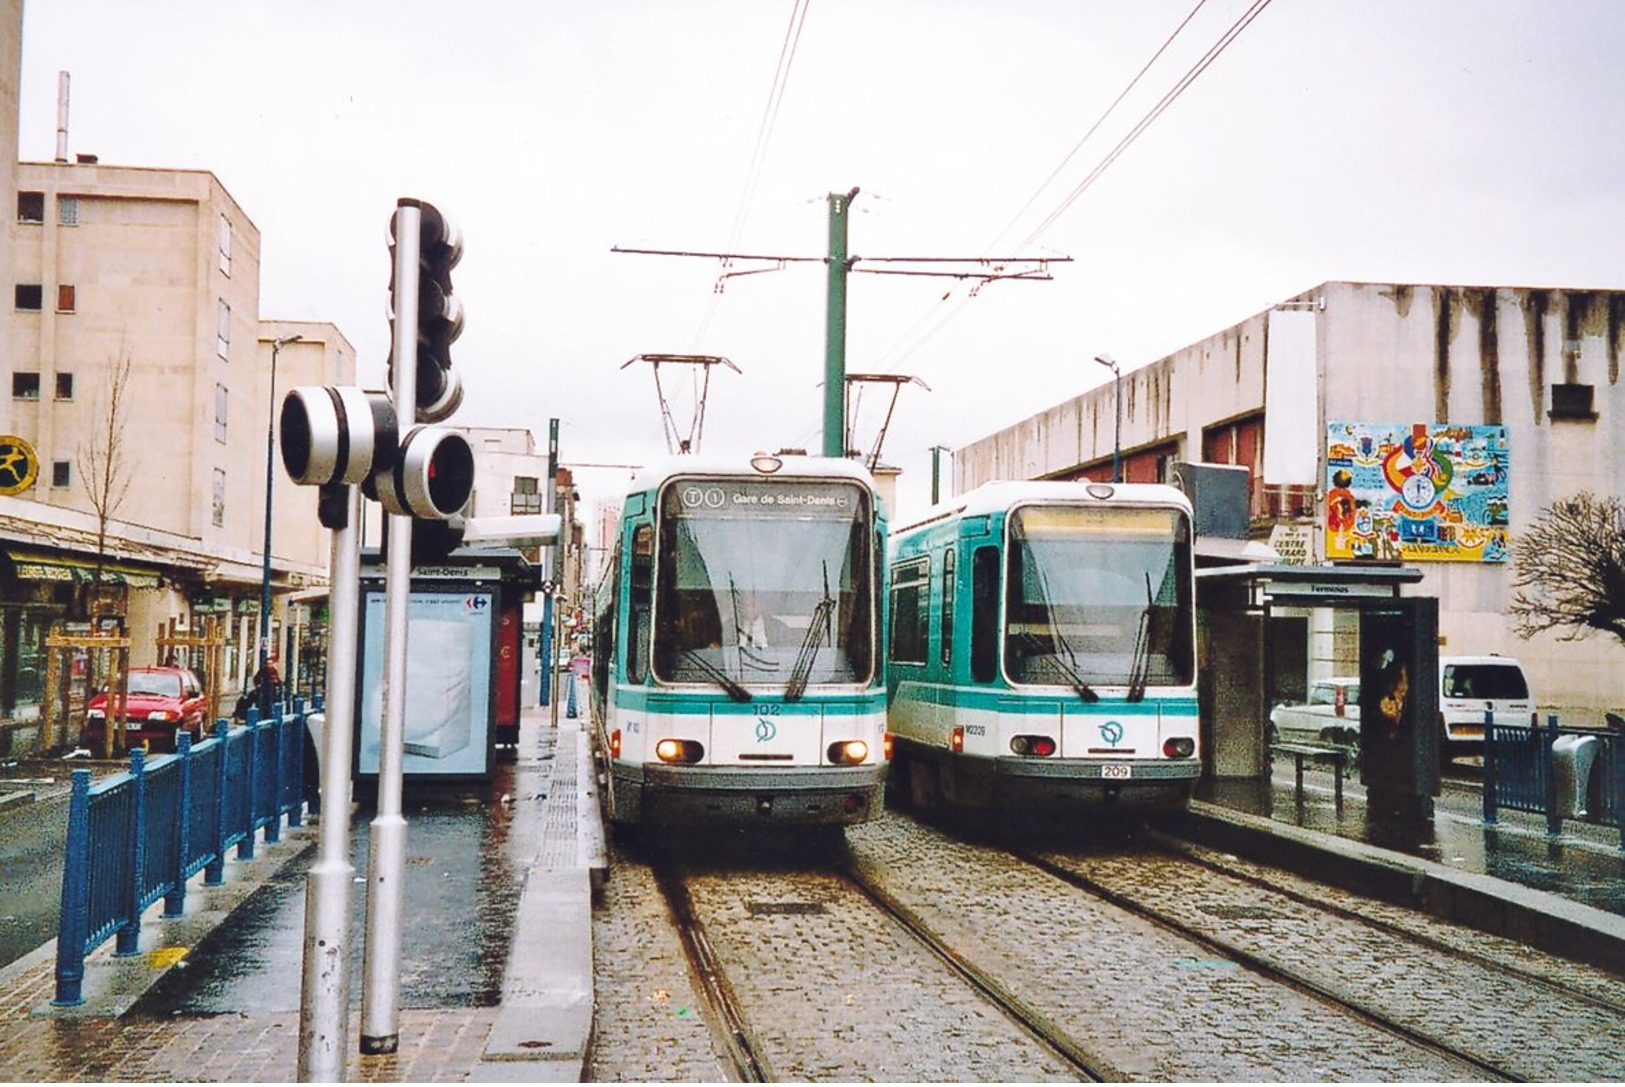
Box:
left=76, top=341, right=136, bottom=616
left=1509, top=491, right=1625, bottom=646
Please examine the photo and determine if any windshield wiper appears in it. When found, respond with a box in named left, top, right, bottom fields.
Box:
left=1127, top=572, right=1152, bottom=703
left=1017, top=631, right=1099, bottom=703
left=680, top=649, right=751, bottom=703
left=1024, top=552, right=1098, bottom=703
left=785, top=562, right=836, bottom=703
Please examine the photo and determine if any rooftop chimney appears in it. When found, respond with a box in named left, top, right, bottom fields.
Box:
left=55, top=71, right=69, bottom=163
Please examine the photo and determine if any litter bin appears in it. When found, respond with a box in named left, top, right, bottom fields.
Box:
left=1552, top=734, right=1600, bottom=817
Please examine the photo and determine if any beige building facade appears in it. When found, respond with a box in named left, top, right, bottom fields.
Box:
left=956, top=281, right=1625, bottom=718
left=1, top=145, right=351, bottom=740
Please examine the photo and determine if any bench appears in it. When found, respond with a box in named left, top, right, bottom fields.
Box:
left=1271, top=742, right=1350, bottom=809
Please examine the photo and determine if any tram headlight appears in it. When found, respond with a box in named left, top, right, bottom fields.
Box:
left=1010, top=735, right=1057, bottom=757
left=827, top=740, right=868, bottom=765
left=1162, top=737, right=1196, bottom=758
left=655, top=738, right=705, bottom=764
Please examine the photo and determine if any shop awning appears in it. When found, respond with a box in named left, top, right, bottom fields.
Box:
left=7, top=549, right=163, bottom=588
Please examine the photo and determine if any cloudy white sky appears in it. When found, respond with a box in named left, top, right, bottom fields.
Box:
left=17, top=0, right=1625, bottom=523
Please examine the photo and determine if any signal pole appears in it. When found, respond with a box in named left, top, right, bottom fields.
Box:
left=297, top=484, right=362, bottom=1081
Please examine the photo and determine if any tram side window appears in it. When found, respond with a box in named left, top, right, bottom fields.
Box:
left=970, top=545, right=999, bottom=683
left=628, top=525, right=654, bottom=684
left=940, top=547, right=955, bottom=668
left=888, top=557, right=930, bottom=666
left=592, top=550, right=618, bottom=698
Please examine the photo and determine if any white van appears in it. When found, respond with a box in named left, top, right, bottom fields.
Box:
left=1438, top=654, right=1536, bottom=761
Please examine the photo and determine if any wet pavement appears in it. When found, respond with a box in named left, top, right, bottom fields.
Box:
left=3, top=712, right=1625, bottom=1081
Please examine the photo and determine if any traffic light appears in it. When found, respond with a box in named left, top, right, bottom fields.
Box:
left=389, top=199, right=464, bottom=424
left=280, top=386, right=398, bottom=487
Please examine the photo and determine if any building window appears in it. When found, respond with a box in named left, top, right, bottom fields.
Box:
left=58, top=196, right=79, bottom=225
left=55, top=373, right=74, bottom=400
left=51, top=461, right=71, bottom=488
left=510, top=475, right=543, bottom=514
left=218, top=213, right=232, bottom=276
left=212, top=468, right=226, bottom=527
left=11, top=373, right=41, bottom=399
left=216, top=299, right=231, bottom=359
left=56, top=284, right=76, bottom=313
left=214, top=384, right=228, bottom=442
left=17, top=191, right=44, bottom=223
left=15, top=284, right=43, bottom=311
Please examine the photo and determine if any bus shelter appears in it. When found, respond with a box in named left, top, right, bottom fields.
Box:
left=1194, top=561, right=1437, bottom=819
left=354, top=546, right=541, bottom=784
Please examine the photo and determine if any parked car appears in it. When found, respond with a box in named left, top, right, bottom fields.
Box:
left=82, top=666, right=209, bottom=754
left=1438, top=654, right=1535, bottom=762
left=1269, top=677, right=1361, bottom=749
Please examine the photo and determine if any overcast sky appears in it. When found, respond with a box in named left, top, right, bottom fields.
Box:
left=17, top=0, right=1625, bottom=523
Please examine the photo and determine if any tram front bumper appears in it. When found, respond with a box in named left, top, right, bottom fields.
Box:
left=617, top=762, right=888, bottom=826
left=992, top=756, right=1201, bottom=810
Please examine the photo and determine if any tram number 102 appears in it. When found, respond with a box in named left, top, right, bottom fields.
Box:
left=1100, top=764, right=1133, bottom=780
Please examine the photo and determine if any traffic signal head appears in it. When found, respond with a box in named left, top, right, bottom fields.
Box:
left=367, top=424, right=475, bottom=520
left=280, top=386, right=398, bottom=486
left=389, top=199, right=465, bottom=424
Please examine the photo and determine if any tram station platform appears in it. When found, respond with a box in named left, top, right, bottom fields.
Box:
left=4, top=709, right=1625, bottom=1082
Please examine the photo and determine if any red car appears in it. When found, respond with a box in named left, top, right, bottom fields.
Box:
left=82, top=666, right=209, bottom=754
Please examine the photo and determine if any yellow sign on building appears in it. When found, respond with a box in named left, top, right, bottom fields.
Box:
left=0, top=435, right=40, bottom=496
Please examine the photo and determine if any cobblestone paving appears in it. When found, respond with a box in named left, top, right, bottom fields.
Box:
left=681, top=862, right=1078, bottom=1082
left=1170, top=834, right=1625, bottom=1009
left=587, top=843, right=732, bottom=1082
left=1038, top=840, right=1625, bottom=1082
left=846, top=812, right=1486, bottom=1082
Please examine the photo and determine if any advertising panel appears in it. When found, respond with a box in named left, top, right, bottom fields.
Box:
left=356, top=588, right=495, bottom=779
left=1325, top=422, right=1509, bottom=562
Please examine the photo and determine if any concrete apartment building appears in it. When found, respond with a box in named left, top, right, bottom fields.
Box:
left=955, top=280, right=1625, bottom=718
left=1, top=155, right=355, bottom=730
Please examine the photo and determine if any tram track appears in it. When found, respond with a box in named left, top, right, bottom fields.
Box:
left=648, top=856, right=1089, bottom=1083
left=1148, top=827, right=1625, bottom=1019
left=1012, top=823, right=1625, bottom=1083
left=1014, top=847, right=1515, bottom=1082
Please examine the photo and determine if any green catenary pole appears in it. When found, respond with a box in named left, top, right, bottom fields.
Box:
left=823, top=188, right=858, bottom=458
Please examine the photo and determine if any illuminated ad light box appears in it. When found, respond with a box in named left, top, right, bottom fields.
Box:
left=356, top=588, right=496, bottom=778
left=1325, top=422, right=1509, bottom=563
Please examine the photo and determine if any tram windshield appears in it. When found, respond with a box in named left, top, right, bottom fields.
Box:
left=1004, top=504, right=1194, bottom=691
left=652, top=478, right=875, bottom=694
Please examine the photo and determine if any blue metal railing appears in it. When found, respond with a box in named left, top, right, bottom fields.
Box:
left=1483, top=709, right=1625, bottom=849
left=53, top=697, right=319, bottom=1006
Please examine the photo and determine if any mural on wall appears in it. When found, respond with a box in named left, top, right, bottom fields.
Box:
left=1325, top=422, right=1510, bottom=563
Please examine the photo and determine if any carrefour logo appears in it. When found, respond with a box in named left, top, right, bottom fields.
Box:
left=1098, top=719, right=1125, bottom=746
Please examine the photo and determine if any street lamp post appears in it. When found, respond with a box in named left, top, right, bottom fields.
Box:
left=1094, top=353, right=1121, bottom=483
left=260, top=333, right=303, bottom=714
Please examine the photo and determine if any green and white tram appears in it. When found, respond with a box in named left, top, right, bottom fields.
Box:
left=886, top=480, right=1199, bottom=816
left=589, top=453, right=889, bottom=832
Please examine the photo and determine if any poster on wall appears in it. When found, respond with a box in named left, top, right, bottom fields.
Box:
left=1324, top=422, right=1510, bottom=563
left=356, top=588, right=495, bottom=778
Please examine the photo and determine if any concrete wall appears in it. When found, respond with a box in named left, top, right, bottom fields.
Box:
left=956, top=280, right=1625, bottom=717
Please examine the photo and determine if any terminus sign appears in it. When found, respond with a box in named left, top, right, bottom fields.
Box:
left=1267, top=580, right=1395, bottom=600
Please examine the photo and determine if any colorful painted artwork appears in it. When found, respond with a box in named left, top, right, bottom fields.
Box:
left=1325, top=422, right=1510, bottom=563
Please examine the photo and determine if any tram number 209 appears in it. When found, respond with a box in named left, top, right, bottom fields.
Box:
left=1100, top=764, right=1133, bottom=780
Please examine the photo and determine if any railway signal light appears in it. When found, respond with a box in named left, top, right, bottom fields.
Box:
left=389, top=199, right=464, bottom=424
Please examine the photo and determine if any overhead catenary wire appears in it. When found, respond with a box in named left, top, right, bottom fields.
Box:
left=870, top=0, right=1274, bottom=375
left=691, top=0, right=813, bottom=350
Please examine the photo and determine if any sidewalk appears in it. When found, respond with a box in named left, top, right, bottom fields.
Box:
left=0, top=702, right=604, bottom=1084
